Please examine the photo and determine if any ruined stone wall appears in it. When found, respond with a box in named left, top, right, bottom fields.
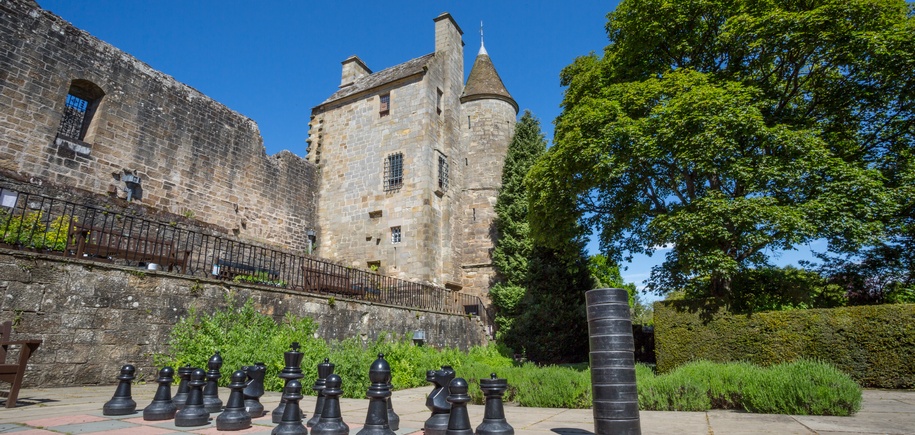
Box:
left=0, top=0, right=317, bottom=250
left=460, top=99, right=517, bottom=296
left=0, top=249, right=486, bottom=387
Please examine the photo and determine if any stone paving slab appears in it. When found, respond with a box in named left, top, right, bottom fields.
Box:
left=2, top=386, right=915, bottom=434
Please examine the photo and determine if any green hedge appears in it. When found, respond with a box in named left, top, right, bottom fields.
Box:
left=654, top=302, right=915, bottom=388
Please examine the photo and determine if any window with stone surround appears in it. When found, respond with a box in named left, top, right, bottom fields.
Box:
left=391, top=226, right=401, bottom=244
left=384, top=152, right=403, bottom=191
left=57, top=79, right=104, bottom=142
left=438, top=154, right=449, bottom=191
left=379, top=93, right=390, bottom=117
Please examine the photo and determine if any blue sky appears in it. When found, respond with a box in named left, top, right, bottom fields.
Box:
left=36, top=1, right=823, bottom=300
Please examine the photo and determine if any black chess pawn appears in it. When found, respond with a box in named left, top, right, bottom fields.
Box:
left=386, top=381, right=400, bottom=431
left=217, top=370, right=252, bottom=431
left=173, top=365, right=193, bottom=410
left=272, top=379, right=308, bottom=435
left=203, top=351, right=224, bottom=413
left=175, top=368, right=210, bottom=427
left=307, top=358, right=335, bottom=427
left=355, top=353, right=395, bottom=435
left=243, top=362, right=267, bottom=418
left=424, top=365, right=456, bottom=435
left=311, top=374, right=349, bottom=435
left=143, top=366, right=177, bottom=421
left=475, top=374, right=514, bottom=435
left=272, top=342, right=305, bottom=424
left=445, top=377, right=473, bottom=435
left=103, top=364, right=137, bottom=415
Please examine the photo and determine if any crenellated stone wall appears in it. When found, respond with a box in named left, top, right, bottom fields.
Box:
left=0, top=0, right=317, bottom=251
left=0, top=249, right=486, bottom=387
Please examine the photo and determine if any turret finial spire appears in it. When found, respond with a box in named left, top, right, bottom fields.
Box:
left=478, top=20, right=488, bottom=56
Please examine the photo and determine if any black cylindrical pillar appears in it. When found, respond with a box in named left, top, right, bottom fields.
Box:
left=586, top=288, right=641, bottom=435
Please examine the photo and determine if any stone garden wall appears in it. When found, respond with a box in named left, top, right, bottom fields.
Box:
left=0, top=249, right=486, bottom=387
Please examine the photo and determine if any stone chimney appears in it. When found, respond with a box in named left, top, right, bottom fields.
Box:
left=434, top=13, right=463, bottom=57
left=340, top=55, right=371, bottom=88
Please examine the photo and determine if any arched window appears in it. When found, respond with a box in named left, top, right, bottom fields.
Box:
left=57, top=79, right=104, bottom=142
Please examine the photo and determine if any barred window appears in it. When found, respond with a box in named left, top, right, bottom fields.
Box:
left=438, top=155, right=449, bottom=191
left=58, top=94, right=89, bottom=139
left=379, top=93, right=390, bottom=116
left=384, top=152, right=403, bottom=191
left=391, top=226, right=401, bottom=244
left=56, top=80, right=104, bottom=142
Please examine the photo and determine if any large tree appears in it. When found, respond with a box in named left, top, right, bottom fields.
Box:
left=490, top=111, right=597, bottom=363
left=528, top=0, right=914, bottom=304
left=490, top=110, right=548, bottom=340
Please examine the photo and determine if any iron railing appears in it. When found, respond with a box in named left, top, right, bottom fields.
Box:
left=0, top=188, right=491, bottom=326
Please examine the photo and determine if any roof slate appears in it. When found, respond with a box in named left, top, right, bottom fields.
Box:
left=460, top=52, right=517, bottom=112
left=319, top=53, right=436, bottom=106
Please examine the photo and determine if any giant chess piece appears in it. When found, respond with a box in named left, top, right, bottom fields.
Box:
left=355, top=353, right=395, bottom=435
left=424, top=365, right=456, bottom=435
left=203, top=351, right=224, bottom=413
left=103, top=364, right=137, bottom=415
left=307, top=358, right=335, bottom=427
left=475, top=374, right=514, bottom=435
left=175, top=368, right=210, bottom=427
left=243, top=362, right=267, bottom=418
left=143, top=366, right=177, bottom=421
left=311, top=374, right=349, bottom=435
left=272, top=379, right=308, bottom=435
left=217, top=370, right=253, bottom=431
left=445, top=378, right=473, bottom=435
left=386, top=381, right=400, bottom=431
left=272, top=342, right=305, bottom=424
left=173, top=364, right=193, bottom=410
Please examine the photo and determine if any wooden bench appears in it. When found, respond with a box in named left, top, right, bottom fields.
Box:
left=1, top=321, right=42, bottom=408
left=213, top=259, right=279, bottom=284
left=301, top=263, right=359, bottom=296
left=66, top=223, right=191, bottom=273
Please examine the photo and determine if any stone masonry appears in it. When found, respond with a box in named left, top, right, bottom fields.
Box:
left=307, top=14, right=518, bottom=298
left=0, top=0, right=318, bottom=250
left=0, top=250, right=486, bottom=387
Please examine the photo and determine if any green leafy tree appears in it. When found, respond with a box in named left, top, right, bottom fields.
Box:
left=529, top=0, right=913, bottom=307
left=589, top=254, right=652, bottom=324
left=490, top=111, right=548, bottom=340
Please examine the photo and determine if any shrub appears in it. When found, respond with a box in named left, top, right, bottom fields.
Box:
left=637, top=360, right=861, bottom=415
left=153, top=294, right=328, bottom=392
left=655, top=301, right=915, bottom=388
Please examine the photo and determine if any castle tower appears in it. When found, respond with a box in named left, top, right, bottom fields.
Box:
left=459, top=38, right=518, bottom=297
left=307, top=14, right=465, bottom=287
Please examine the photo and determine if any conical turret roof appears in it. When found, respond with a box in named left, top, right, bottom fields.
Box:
left=461, top=44, right=518, bottom=113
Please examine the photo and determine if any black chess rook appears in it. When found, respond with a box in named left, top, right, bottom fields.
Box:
left=475, top=373, right=514, bottom=435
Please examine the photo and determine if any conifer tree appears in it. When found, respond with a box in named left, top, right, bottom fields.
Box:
left=490, top=110, right=546, bottom=340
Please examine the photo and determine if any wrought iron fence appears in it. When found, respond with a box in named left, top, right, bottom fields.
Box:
left=0, top=188, right=491, bottom=326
